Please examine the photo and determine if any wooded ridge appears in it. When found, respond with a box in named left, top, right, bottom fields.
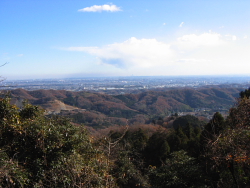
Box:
left=2, top=87, right=242, bottom=128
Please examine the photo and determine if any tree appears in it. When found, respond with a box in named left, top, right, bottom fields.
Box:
left=172, top=115, right=204, bottom=130
left=0, top=97, right=114, bottom=187
left=144, top=131, right=170, bottom=166
left=148, top=150, right=204, bottom=188
left=200, top=112, right=226, bottom=147
left=204, top=98, right=250, bottom=187
left=239, top=88, right=250, bottom=99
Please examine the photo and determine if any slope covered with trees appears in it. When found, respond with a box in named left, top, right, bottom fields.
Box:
left=0, top=88, right=250, bottom=187
left=0, top=97, right=114, bottom=187
left=2, top=87, right=243, bottom=128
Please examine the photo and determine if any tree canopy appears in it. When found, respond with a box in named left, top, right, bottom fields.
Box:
left=1, top=88, right=250, bottom=187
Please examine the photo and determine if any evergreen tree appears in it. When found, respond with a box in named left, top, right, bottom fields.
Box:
left=144, top=131, right=170, bottom=166
left=148, top=150, right=204, bottom=188
left=0, top=97, right=114, bottom=187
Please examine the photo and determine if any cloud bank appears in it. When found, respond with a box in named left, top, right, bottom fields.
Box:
left=174, top=32, right=225, bottom=51
left=67, top=37, right=174, bottom=68
left=78, top=4, right=121, bottom=12
left=64, top=32, right=249, bottom=75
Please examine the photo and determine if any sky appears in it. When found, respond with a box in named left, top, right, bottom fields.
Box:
left=1, top=0, right=250, bottom=80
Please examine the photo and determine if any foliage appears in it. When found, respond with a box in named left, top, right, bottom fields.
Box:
left=239, top=87, right=250, bottom=99
left=144, top=131, right=170, bottom=166
left=148, top=150, right=204, bottom=188
left=63, top=94, right=78, bottom=106
left=7, top=87, right=242, bottom=127
left=112, top=151, right=150, bottom=188
left=173, top=115, right=204, bottom=129
left=200, top=112, right=226, bottom=149
left=1, top=87, right=250, bottom=187
left=0, top=97, right=114, bottom=187
left=204, top=98, right=250, bottom=187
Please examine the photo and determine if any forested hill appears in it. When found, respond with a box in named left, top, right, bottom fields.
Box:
left=1, top=87, right=250, bottom=187
left=2, top=87, right=243, bottom=128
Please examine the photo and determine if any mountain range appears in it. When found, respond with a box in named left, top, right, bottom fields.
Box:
left=2, top=87, right=243, bottom=128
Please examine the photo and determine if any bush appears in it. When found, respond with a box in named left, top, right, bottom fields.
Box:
left=0, top=97, right=114, bottom=187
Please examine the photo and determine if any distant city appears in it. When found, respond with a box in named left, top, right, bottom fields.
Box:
left=1, top=76, right=250, bottom=93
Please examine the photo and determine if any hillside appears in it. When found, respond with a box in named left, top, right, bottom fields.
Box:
left=2, top=88, right=250, bottom=187
left=2, top=87, right=243, bottom=128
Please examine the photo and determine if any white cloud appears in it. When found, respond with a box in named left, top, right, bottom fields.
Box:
left=17, top=54, right=24, bottom=57
left=63, top=31, right=249, bottom=76
left=179, top=22, right=184, bottom=27
left=225, top=34, right=237, bottom=41
left=78, top=4, right=121, bottom=12
left=67, top=37, right=175, bottom=68
left=244, top=35, right=248, bottom=39
left=65, top=33, right=225, bottom=69
left=177, top=58, right=211, bottom=63
left=174, top=32, right=225, bottom=50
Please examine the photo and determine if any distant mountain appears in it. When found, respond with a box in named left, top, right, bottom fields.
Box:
left=2, top=87, right=243, bottom=128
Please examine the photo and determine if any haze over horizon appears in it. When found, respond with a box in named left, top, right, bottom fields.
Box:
left=1, top=0, right=250, bottom=80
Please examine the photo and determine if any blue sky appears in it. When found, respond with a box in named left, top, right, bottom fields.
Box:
left=1, top=0, right=250, bottom=80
